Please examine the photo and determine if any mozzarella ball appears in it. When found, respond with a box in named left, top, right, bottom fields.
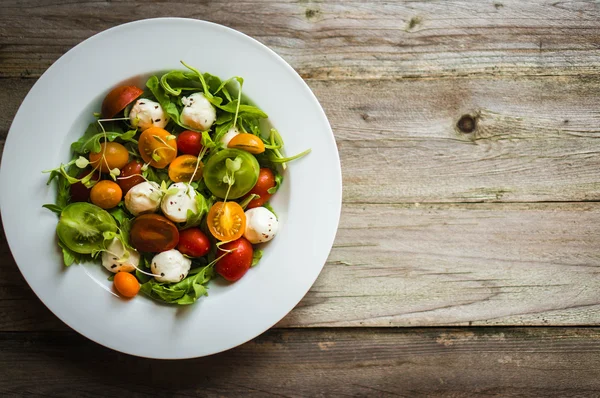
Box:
left=244, top=207, right=279, bottom=244
left=101, top=238, right=141, bottom=273
left=161, top=182, right=197, bottom=223
left=180, top=92, right=216, bottom=131
left=129, top=99, right=169, bottom=131
left=124, top=181, right=162, bottom=216
left=220, top=126, right=240, bottom=147
left=151, top=249, right=192, bottom=283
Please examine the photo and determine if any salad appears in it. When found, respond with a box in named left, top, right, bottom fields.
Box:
left=43, top=61, right=309, bottom=305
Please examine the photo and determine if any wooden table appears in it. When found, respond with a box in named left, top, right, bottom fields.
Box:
left=1, top=1, right=600, bottom=395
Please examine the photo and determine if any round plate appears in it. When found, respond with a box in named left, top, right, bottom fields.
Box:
left=0, top=18, right=341, bottom=359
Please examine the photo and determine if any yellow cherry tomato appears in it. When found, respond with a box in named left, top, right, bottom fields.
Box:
left=227, top=133, right=265, bottom=154
left=89, top=142, right=129, bottom=173
left=90, top=180, right=122, bottom=209
left=113, top=271, right=140, bottom=298
left=168, top=155, right=203, bottom=183
left=207, top=202, right=246, bottom=241
left=138, top=127, right=177, bottom=168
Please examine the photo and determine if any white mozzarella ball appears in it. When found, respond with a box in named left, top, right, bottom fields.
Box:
left=180, top=92, right=216, bottom=131
left=243, top=207, right=279, bottom=244
left=101, top=238, right=141, bottom=273
left=161, top=182, right=197, bottom=223
left=151, top=249, right=192, bottom=283
left=129, top=99, right=169, bottom=131
left=124, top=181, right=162, bottom=216
left=220, top=126, right=240, bottom=147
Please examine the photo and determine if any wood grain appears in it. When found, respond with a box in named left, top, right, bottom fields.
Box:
left=1, top=0, right=599, bottom=80
left=2, top=203, right=600, bottom=331
left=1, top=328, right=599, bottom=396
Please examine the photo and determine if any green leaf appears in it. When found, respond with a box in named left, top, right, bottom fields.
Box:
left=251, top=249, right=263, bottom=267
left=57, top=240, right=89, bottom=267
left=263, top=202, right=278, bottom=219
left=267, top=169, right=283, bottom=195
left=42, top=204, right=63, bottom=215
left=143, top=166, right=170, bottom=185
left=140, top=264, right=214, bottom=305
left=180, top=192, right=210, bottom=229
left=147, top=75, right=183, bottom=127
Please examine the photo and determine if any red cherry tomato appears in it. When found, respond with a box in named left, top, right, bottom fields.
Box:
left=216, top=237, right=253, bottom=282
left=101, top=85, right=143, bottom=118
left=118, top=160, right=145, bottom=194
left=245, top=168, right=276, bottom=209
left=177, top=130, right=203, bottom=156
left=70, top=170, right=100, bottom=202
left=178, top=228, right=211, bottom=258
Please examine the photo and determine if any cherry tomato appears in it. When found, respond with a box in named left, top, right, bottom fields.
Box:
left=130, top=214, right=179, bottom=252
left=178, top=228, right=211, bottom=257
left=89, top=142, right=130, bottom=173
left=203, top=149, right=260, bottom=199
left=70, top=170, right=100, bottom=202
left=101, top=85, right=144, bottom=118
left=168, top=155, right=203, bottom=183
left=138, top=127, right=177, bottom=169
left=113, top=271, right=140, bottom=298
left=216, top=237, right=253, bottom=282
left=207, top=202, right=246, bottom=242
left=228, top=133, right=265, bottom=154
left=118, top=160, right=145, bottom=194
left=177, top=130, right=203, bottom=156
left=245, top=168, right=276, bottom=209
left=90, top=180, right=122, bottom=209
left=56, top=202, right=117, bottom=254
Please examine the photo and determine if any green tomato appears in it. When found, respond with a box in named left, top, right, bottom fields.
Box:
left=56, top=202, right=117, bottom=254
left=203, top=149, right=260, bottom=199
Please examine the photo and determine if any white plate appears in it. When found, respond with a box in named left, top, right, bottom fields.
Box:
left=0, top=18, right=341, bottom=359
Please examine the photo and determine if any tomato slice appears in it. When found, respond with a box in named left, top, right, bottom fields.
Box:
left=227, top=133, right=265, bottom=154
left=101, top=85, right=143, bottom=118
left=203, top=149, right=260, bottom=199
left=138, top=127, right=178, bottom=169
left=168, top=155, right=203, bottom=183
left=56, top=202, right=117, bottom=254
left=207, top=202, right=246, bottom=241
left=130, top=214, right=179, bottom=252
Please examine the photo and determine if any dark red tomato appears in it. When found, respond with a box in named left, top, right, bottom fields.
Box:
left=245, top=168, right=275, bottom=209
left=177, top=130, right=203, bottom=156
left=101, top=85, right=143, bottom=118
left=178, top=228, right=211, bottom=257
left=118, top=160, right=145, bottom=194
left=130, top=214, right=179, bottom=252
left=216, top=237, right=253, bottom=282
left=70, top=170, right=100, bottom=202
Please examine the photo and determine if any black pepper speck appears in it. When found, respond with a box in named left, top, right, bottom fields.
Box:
left=161, top=273, right=165, bottom=276
left=111, top=264, right=117, bottom=269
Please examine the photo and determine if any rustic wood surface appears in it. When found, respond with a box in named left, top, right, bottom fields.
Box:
left=1, top=0, right=600, bottom=395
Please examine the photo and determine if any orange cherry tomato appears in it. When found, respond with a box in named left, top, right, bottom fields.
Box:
left=89, top=142, right=130, bottom=173
left=245, top=168, right=276, bottom=209
left=101, top=85, right=143, bottom=118
left=130, top=214, right=179, bottom=252
left=227, top=133, right=265, bottom=154
left=113, top=271, right=140, bottom=298
left=168, top=155, right=203, bottom=183
left=138, top=127, right=178, bottom=169
left=90, top=180, right=122, bottom=209
left=207, top=202, right=246, bottom=242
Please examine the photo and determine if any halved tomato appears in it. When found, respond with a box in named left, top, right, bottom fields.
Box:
left=101, top=85, right=143, bottom=118
left=130, top=214, right=179, bottom=252
left=207, top=202, right=246, bottom=241
left=227, top=133, right=265, bottom=154
left=168, top=155, right=203, bottom=183
left=138, top=127, right=178, bottom=169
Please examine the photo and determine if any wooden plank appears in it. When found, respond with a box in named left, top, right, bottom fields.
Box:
left=3, top=75, right=600, bottom=203
left=0, top=328, right=599, bottom=396
left=1, top=0, right=599, bottom=79
left=2, top=203, right=600, bottom=331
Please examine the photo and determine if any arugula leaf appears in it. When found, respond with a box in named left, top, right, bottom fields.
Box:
left=71, top=121, right=136, bottom=155
left=159, top=71, right=202, bottom=96
left=109, top=207, right=134, bottom=250
left=140, top=264, right=214, bottom=305
left=263, top=202, right=278, bottom=219
left=146, top=75, right=182, bottom=127
left=251, top=249, right=263, bottom=267
left=143, top=165, right=170, bottom=185
left=267, top=169, right=283, bottom=195
left=42, top=204, right=63, bottom=215
left=181, top=193, right=210, bottom=229
left=57, top=240, right=89, bottom=267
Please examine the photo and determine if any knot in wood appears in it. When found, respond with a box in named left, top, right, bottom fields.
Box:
left=457, top=114, right=477, bottom=134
